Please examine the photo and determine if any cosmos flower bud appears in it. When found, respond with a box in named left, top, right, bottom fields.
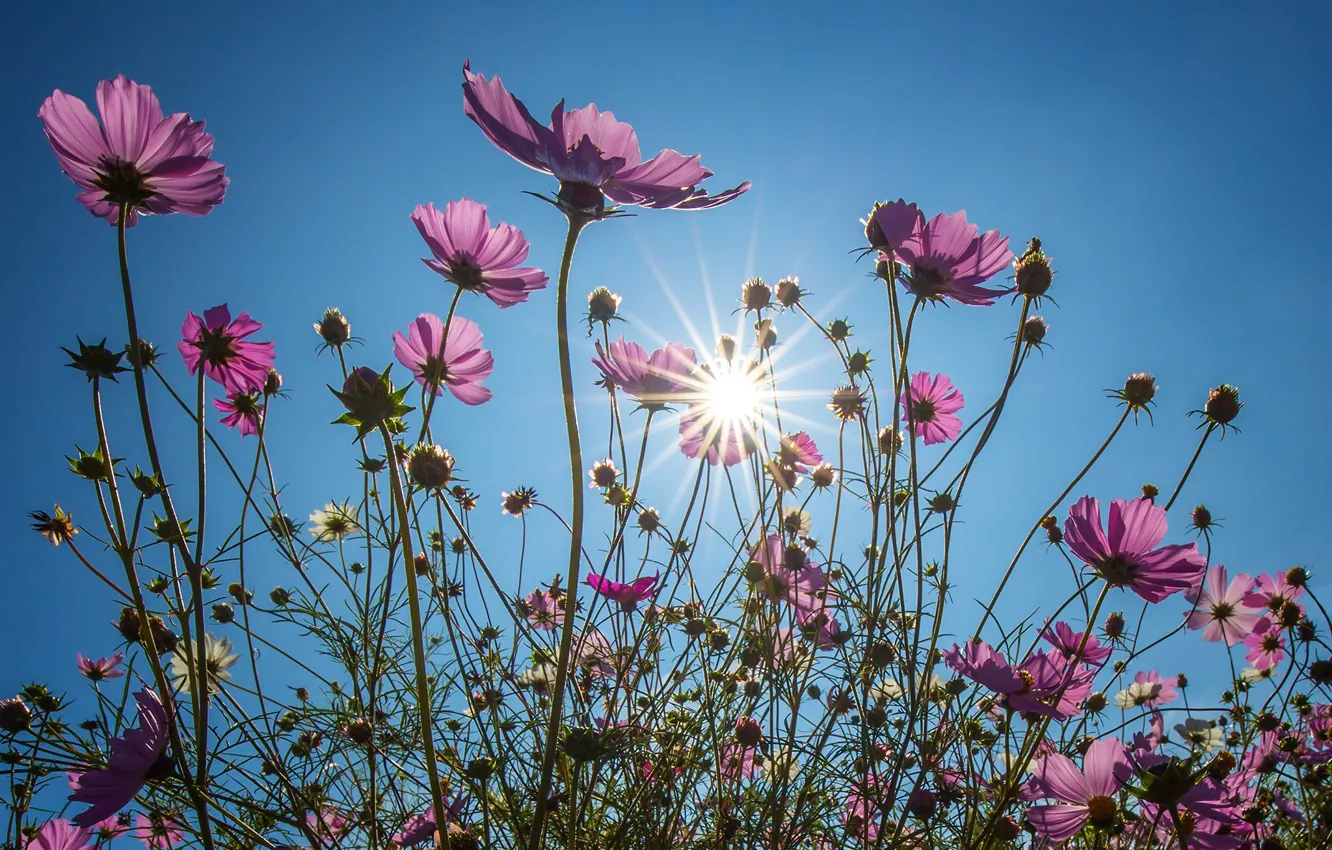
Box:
left=906, top=789, right=937, bottom=819
left=828, top=318, right=851, bottom=342
left=775, top=277, right=803, bottom=307
left=343, top=718, right=373, bottom=744
left=333, top=366, right=412, bottom=437
left=993, top=817, right=1021, bottom=842
left=928, top=492, right=956, bottom=514
left=755, top=318, right=777, bottom=350
left=586, top=287, right=623, bottom=325
left=1192, top=505, right=1213, bottom=531
left=269, top=587, right=291, bottom=606
left=63, top=337, right=128, bottom=383
left=0, top=698, right=32, bottom=733
left=741, top=277, right=772, bottom=312
left=865, top=706, right=887, bottom=727
left=828, top=386, right=866, bottom=421
left=715, top=334, right=737, bottom=361
left=1203, top=384, right=1243, bottom=426
left=1022, top=316, right=1048, bottom=346
left=263, top=369, right=283, bottom=397
left=1176, top=672, right=1189, bottom=688
left=848, top=349, right=872, bottom=376
left=1121, top=373, right=1158, bottom=408
left=414, top=554, right=430, bottom=576
left=228, top=583, right=253, bottom=605
left=734, top=716, right=763, bottom=747
left=211, top=602, right=234, bottom=624
left=408, top=444, right=455, bottom=490
left=1141, top=483, right=1159, bottom=501
left=1084, top=693, right=1108, bottom=713
left=864, top=204, right=890, bottom=251
left=1104, top=611, right=1126, bottom=640
left=637, top=508, right=662, bottom=534
left=1040, top=515, right=1063, bottom=544
left=314, top=308, right=352, bottom=348
left=810, top=464, right=836, bottom=488
left=1014, top=237, right=1054, bottom=298
left=588, top=459, right=619, bottom=489
left=1286, top=566, right=1309, bottom=588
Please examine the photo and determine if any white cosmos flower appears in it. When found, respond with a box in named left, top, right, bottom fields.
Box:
left=309, top=501, right=361, bottom=542
left=1114, top=680, right=1162, bottom=709
left=168, top=633, right=239, bottom=695
left=516, top=664, right=558, bottom=695
left=760, top=747, right=801, bottom=782
left=782, top=507, right=812, bottom=536
left=870, top=679, right=904, bottom=701
left=1175, top=718, right=1224, bottom=753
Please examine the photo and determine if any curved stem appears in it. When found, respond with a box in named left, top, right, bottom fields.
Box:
left=527, top=213, right=590, bottom=850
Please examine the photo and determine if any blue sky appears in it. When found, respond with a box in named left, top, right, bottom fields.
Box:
left=3, top=0, right=1330, bottom=739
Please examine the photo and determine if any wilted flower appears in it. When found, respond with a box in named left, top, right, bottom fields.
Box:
left=178, top=305, right=275, bottom=394
left=901, top=372, right=964, bottom=445
left=588, top=459, right=619, bottom=489
left=393, top=313, right=494, bottom=405
left=828, top=386, right=866, bottom=421
left=167, top=633, right=238, bottom=695
left=39, top=75, right=227, bottom=225
left=412, top=199, right=547, bottom=308
left=68, top=690, right=170, bottom=826
left=31, top=506, right=78, bottom=546
left=462, top=62, right=749, bottom=213
left=309, top=501, right=360, bottom=542
left=77, top=653, right=125, bottom=682
left=502, top=487, right=538, bottom=517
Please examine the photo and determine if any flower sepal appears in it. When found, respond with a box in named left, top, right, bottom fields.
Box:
left=330, top=366, right=415, bottom=439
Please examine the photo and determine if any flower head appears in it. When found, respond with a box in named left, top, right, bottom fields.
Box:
left=31, top=505, right=78, bottom=546
left=1175, top=718, right=1224, bottom=753
left=586, top=572, right=659, bottom=611
left=462, top=62, right=749, bottom=214
left=1114, top=670, right=1178, bottom=709
left=68, top=689, right=170, bottom=826
left=177, top=305, right=275, bottom=394
left=901, top=372, right=964, bottom=445
left=893, top=210, right=1013, bottom=305
left=1024, top=737, right=1130, bottom=842
left=592, top=337, right=696, bottom=410
left=393, top=313, right=494, bottom=405
left=865, top=199, right=924, bottom=254
left=1040, top=621, right=1112, bottom=667
left=412, top=199, right=547, bottom=307
left=31, top=819, right=94, bottom=850
left=943, top=639, right=1093, bottom=720
left=1064, top=496, right=1207, bottom=602
left=133, top=813, right=183, bottom=850
left=520, top=586, right=565, bottom=631
left=314, top=307, right=353, bottom=351
left=392, top=796, right=468, bottom=847
left=77, top=653, right=125, bottom=682
left=777, top=432, right=822, bottom=472
left=213, top=391, right=262, bottom=437
left=309, top=501, right=360, bottom=542
left=39, top=75, right=227, bottom=226
left=1183, top=565, right=1264, bottom=645
left=167, top=633, right=238, bottom=695
left=1243, top=617, right=1286, bottom=671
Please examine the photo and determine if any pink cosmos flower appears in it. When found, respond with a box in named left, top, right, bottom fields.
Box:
left=1243, top=617, right=1286, bottom=670
left=31, top=819, right=94, bottom=850
left=842, top=773, right=890, bottom=842
left=869, top=199, right=924, bottom=254
left=1040, top=621, right=1113, bottom=667
left=592, top=337, right=696, bottom=410
left=213, top=391, right=262, bottom=437
left=69, top=689, right=170, bottom=826
left=392, top=313, right=494, bottom=405
left=777, top=431, right=822, bottom=472
left=1184, top=564, right=1264, bottom=645
left=133, top=813, right=183, bottom=850
left=411, top=199, right=548, bottom=308
left=1025, top=737, right=1131, bottom=842
left=307, top=807, right=348, bottom=845
left=39, top=75, right=227, bottom=226
left=76, top=652, right=125, bottom=682
left=586, top=572, right=659, bottom=610
left=392, top=795, right=467, bottom=848
left=1244, top=571, right=1306, bottom=619
left=718, top=741, right=758, bottom=780
left=177, top=305, right=276, bottom=395
left=678, top=400, right=758, bottom=467
left=573, top=629, right=618, bottom=680
left=520, top=587, right=565, bottom=631
left=900, top=372, right=964, bottom=445
left=943, top=640, right=1092, bottom=720
left=1063, top=496, right=1208, bottom=603
left=1138, top=778, right=1243, bottom=850
left=1130, top=712, right=1169, bottom=770
left=462, top=62, right=749, bottom=212
left=750, top=535, right=837, bottom=626
left=893, top=210, right=1013, bottom=305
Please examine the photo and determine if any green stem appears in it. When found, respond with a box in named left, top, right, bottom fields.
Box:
left=1164, top=423, right=1214, bottom=512
left=527, top=212, right=590, bottom=850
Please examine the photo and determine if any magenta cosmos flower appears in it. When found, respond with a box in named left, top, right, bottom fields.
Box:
left=943, top=639, right=1093, bottom=720
left=1183, top=564, right=1263, bottom=645
left=1024, top=737, right=1130, bottom=842
left=31, top=819, right=94, bottom=850
left=39, top=75, right=227, bottom=226
left=462, top=62, right=749, bottom=213
left=133, top=813, right=183, bottom=850
left=392, top=795, right=467, bottom=848
left=678, top=401, right=758, bottom=467
left=393, top=313, right=493, bottom=405
left=214, top=391, right=262, bottom=437
left=750, top=535, right=838, bottom=626
left=900, top=372, right=964, bottom=445
left=1243, top=617, right=1286, bottom=671
left=1064, top=496, right=1207, bottom=603
left=69, top=689, right=170, bottom=827
left=1041, top=621, right=1112, bottom=667
left=76, top=653, right=125, bottom=682
left=586, top=572, right=659, bottom=610
left=412, top=199, right=548, bottom=308
left=592, top=337, right=696, bottom=410
left=777, top=431, right=822, bottom=472
left=178, top=305, right=275, bottom=395
left=893, top=210, right=1013, bottom=305
left=868, top=199, right=924, bottom=254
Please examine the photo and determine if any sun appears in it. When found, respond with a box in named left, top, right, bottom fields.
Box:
left=701, top=360, right=764, bottom=425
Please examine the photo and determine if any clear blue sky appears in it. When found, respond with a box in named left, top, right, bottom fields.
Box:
left=3, top=1, right=1330, bottom=733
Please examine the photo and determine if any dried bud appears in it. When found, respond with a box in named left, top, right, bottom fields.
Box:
left=927, top=492, right=956, bottom=514
left=0, top=698, right=32, bottom=733
left=877, top=427, right=902, bottom=456
left=828, top=386, right=866, bottom=422
left=314, top=308, right=352, bottom=348
left=501, top=488, right=537, bottom=517
left=343, top=718, right=373, bottom=745
left=413, top=554, right=430, bottom=577
left=269, top=587, right=291, bottom=606
left=263, top=369, right=283, bottom=397
left=1022, top=316, right=1048, bottom=346
left=775, top=277, right=803, bottom=307
left=741, top=277, right=772, bottom=312
left=586, top=287, right=622, bottom=325
left=211, top=602, right=234, bottom=624
left=1286, top=566, right=1309, bottom=588
left=1120, top=373, right=1158, bottom=408
left=588, top=459, right=619, bottom=489
left=1202, top=384, right=1243, bottom=426
left=637, top=508, right=662, bottom=534
left=1104, top=611, right=1126, bottom=640
left=810, top=463, right=836, bottom=489
left=716, top=335, right=738, bottom=361
left=1192, top=505, right=1213, bottom=532
left=755, top=318, right=777, bottom=351
left=1141, top=483, right=1159, bottom=501
left=1084, top=693, right=1108, bottom=713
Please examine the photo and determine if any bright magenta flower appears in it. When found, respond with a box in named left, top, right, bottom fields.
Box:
left=412, top=199, right=547, bottom=308
left=592, top=337, right=696, bottom=410
left=1243, top=617, right=1287, bottom=670
left=392, top=796, right=467, bottom=848
left=39, top=75, right=227, bottom=226
left=133, top=813, right=183, bottom=850
left=1244, top=571, right=1306, bottom=618
left=31, top=819, right=94, bottom=850
left=178, top=305, right=275, bottom=395
left=462, top=62, right=749, bottom=212
left=1025, top=737, right=1131, bottom=842
left=777, top=431, right=823, bottom=472
left=392, top=313, right=494, bottom=405
left=1184, top=564, right=1263, bottom=645
left=1040, top=621, right=1112, bottom=667
left=214, top=391, right=262, bottom=437
left=76, top=653, right=125, bottom=682
left=894, top=210, right=1013, bottom=305
left=943, top=639, right=1093, bottom=720
left=586, top=572, right=659, bottom=610
left=869, top=199, right=924, bottom=254
left=900, top=372, right=964, bottom=445
left=69, top=689, right=170, bottom=826
left=1064, top=496, right=1207, bottom=603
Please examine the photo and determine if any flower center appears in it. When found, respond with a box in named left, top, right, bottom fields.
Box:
left=447, top=261, right=487, bottom=292
left=1262, top=635, right=1281, bottom=652
left=194, top=326, right=239, bottom=369
left=911, top=398, right=938, bottom=423
left=1086, top=794, right=1117, bottom=824
left=1095, top=554, right=1139, bottom=586
left=94, top=157, right=155, bottom=207
left=909, top=263, right=952, bottom=298
left=420, top=356, right=452, bottom=389
left=1212, top=601, right=1234, bottom=620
